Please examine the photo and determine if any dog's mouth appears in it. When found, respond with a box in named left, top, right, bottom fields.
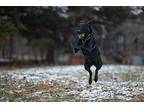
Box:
left=78, top=33, right=85, bottom=39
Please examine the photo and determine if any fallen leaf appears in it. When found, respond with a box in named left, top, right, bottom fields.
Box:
left=42, top=81, right=49, bottom=88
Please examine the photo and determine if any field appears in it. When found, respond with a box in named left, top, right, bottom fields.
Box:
left=0, top=65, right=144, bottom=102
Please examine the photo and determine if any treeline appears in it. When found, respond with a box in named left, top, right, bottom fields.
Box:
left=0, top=6, right=144, bottom=64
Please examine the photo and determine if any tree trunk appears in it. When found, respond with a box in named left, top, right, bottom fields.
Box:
left=9, top=36, right=14, bottom=61
left=46, top=48, right=54, bottom=63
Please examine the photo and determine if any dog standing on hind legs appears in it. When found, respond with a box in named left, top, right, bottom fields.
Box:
left=72, top=20, right=103, bottom=85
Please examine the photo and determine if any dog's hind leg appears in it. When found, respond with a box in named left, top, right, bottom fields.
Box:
left=94, top=58, right=103, bottom=83
left=84, top=59, right=93, bottom=85
left=94, top=68, right=99, bottom=83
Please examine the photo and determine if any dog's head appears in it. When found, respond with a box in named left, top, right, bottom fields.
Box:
left=76, top=20, right=92, bottom=39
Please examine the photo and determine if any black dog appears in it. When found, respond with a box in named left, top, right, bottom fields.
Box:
left=72, top=20, right=103, bottom=85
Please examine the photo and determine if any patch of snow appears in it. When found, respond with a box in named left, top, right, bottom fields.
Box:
left=0, top=65, right=144, bottom=101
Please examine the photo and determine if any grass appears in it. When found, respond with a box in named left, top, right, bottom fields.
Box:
left=0, top=75, right=144, bottom=102
left=0, top=76, right=83, bottom=102
left=0, top=65, right=144, bottom=102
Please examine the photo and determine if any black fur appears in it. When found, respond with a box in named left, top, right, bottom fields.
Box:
left=72, top=21, right=103, bottom=84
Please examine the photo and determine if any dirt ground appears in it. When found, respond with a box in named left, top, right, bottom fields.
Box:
left=0, top=65, right=144, bottom=102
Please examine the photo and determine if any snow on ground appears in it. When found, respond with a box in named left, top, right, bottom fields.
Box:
left=0, top=65, right=142, bottom=83
left=0, top=65, right=144, bottom=101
